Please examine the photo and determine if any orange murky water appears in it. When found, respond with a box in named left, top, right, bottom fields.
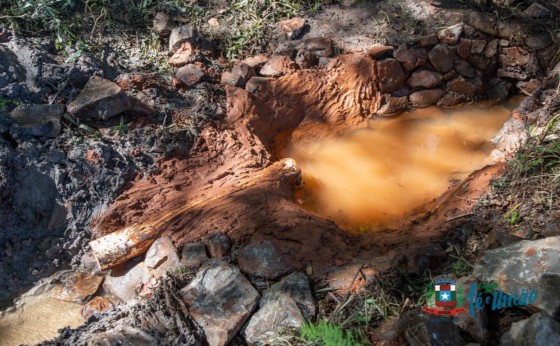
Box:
left=287, top=101, right=519, bottom=231
left=0, top=294, right=83, bottom=346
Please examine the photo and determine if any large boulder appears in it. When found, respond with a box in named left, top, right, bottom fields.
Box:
left=237, top=240, right=294, bottom=280
left=67, top=76, right=131, bottom=120
left=403, top=311, right=465, bottom=346
left=243, top=272, right=316, bottom=345
left=181, top=259, right=259, bottom=346
left=474, top=236, right=560, bottom=317
left=500, top=312, right=560, bottom=346
left=454, top=276, right=490, bottom=343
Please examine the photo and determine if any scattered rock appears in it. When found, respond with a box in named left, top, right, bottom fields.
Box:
left=50, top=272, right=104, bottom=302
left=245, top=76, right=270, bottom=94
left=367, top=44, right=393, bottom=59
left=243, top=54, right=269, bottom=69
left=403, top=311, right=465, bottom=346
left=168, top=42, right=193, bottom=67
left=417, top=34, right=439, bottom=47
left=471, top=39, right=487, bottom=54
left=437, top=92, right=467, bottom=108
left=67, top=76, right=132, bottom=120
left=394, top=46, right=427, bottom=71
left=129, top=96, right=156, bottom=117
left=237, top=240, right=294, bottom=280
left=474, top=236, right=560, bottom=317
left=454, top=276, right=490, bottom=343
left=409, top=89, right=445, bottom=108
left=278, top=17, right=306, bottom=39
left=469, top=54, right=496, bottom=74
left=500, top=39, right=510, bottom=47
left=259, top=55, right=297, bottom=77
left=497, top=67, right=528, bottom=80
left=407, top=70, right=443, bottom=89
left=377, top=58, right=406, bottom=93
left=447, top=76, right=477, bottom=97
left=181, top=260, right=259, bottom=346
left=378, top=94, right=408, bottom=115
left=500, top=47, right=531, bottom=66
left=438, top=23, right=463, bottom=45
left=169, top=25, right=198, bottom=52
left=81, top=296, right=113, bottom=319
left=206, top=233, right=232, bottom=259
left=298, top=37, right=333, bottom=58
left=428, top=44, right=455, bottom=73
left=104, top=262, right=148, bottom=302
left=243, top=272, right=315, bottom=345
left=208, top=18, right=219, bottom=27
left=516, top=79, right=541, bottom=96
left=483, top=39, right=498, bottom=58
left=457, top=38, right=472, bottom=59
left=9, top=104, right=63, bottom=138
left=326, top=260, right=389, bottom=296
left=295, top=50, right=316, bottom=69
left=144, top=236, right=181, bottom=272
left=0, top=28, right=11, bottom=43
left=176, top=64, right=207, bottom=87
left=541, top=211, right=560, bottom=238
left=153, top=12, right=174, bottom=37
left=221, top=71, right=243, bottom=87
left=465, top=11, right=498, bottom=36
left=523, top=2, right=550, bottom=19
left=455, top=59, right=475, bottom=78
left=525, top=32, right=553, bottom=50
left=500, top=312, right=560, bottom=346
left=231, top=63, right=256, bottom=87
left=181, top=242, right=209, bottom=271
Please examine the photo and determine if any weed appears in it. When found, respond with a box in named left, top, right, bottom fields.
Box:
left=503, top=203, right=521, bottom=225
left=0, top=98, right=18, bottom=112
left=111, top=116, right=128, bottom=136
left=300, top=320, right=363, bottom=346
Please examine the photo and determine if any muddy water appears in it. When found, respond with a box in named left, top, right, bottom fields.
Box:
left=0, top=291, right=83, bottom=346
left=286, top=101, right=519, bottom=231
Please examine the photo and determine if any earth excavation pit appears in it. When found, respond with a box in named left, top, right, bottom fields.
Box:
left=90, top=52, right=524, bottom=280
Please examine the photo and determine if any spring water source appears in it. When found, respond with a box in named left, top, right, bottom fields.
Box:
left=286, top=100, right=520, bottom=231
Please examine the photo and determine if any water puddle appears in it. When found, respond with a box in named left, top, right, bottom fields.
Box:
left=0, top=271, right=97, bottom=346
left=286, top=100, right=520, bottom=231
left=0, top=294, right=83, bottom=346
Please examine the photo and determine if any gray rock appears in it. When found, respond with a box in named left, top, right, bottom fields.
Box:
left=447, top=76, right=477, bottom=97
left=181, top=242, right=208, bottom=271
left=409, top=89, right=445, bottom=108
left=298, top=37, right=333, bottom=59
left=153, top=12, right=174, bottom=37
left=474, top=236, right=560, bottom=317
left=67, top=76, right=131, bottom=120
left=525, top=33, right=553, bottom=50
left=144, top=236, right=181, bottom=272
left=484, top=39, right=498, bottom=58
left=181, top=259, right=259, bottom=346
left=394, top=46, right=427, bottom=72
left=454, top=59, right=475, bottom=78
left=407, top=70, right=443, bottom=89
left=206, top=233, right=232, bottom=259
left=230, top=63, right=256, bottom=87
left=237, top=240, right=294, bottom=280
left=377, top=58, right=406, bottom=94
left=378, top=94, right=408, bottom=115
left=104, top=261, right=149, bottom=302
left=243, top=272, right=315, bottom=345
left=404, top=311, right=465, bottom=346
left=454, top=276, right=490, bottom=343
left=429, top=44, right=455, bottom=73
left=500, top=312, right=560, bottom=346
left=169, top=25, right=198, bottom=52
left=259, top=55, right=297, bottom=77
left=9, top=104, right=63, bottom=137
left=176, top=64, right=207, bottom=87
left=438, top=23, right=463, bottom=45
left=278, top=17, right=306, bottom=40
